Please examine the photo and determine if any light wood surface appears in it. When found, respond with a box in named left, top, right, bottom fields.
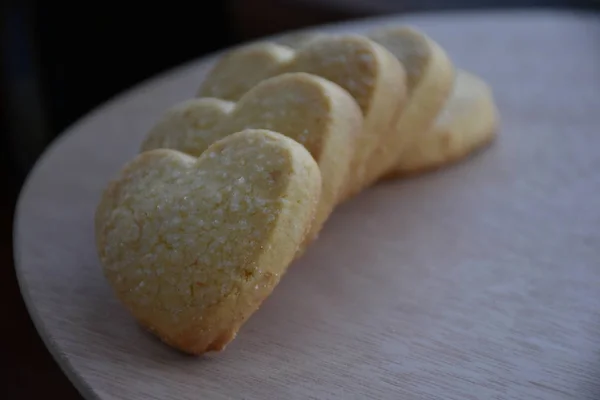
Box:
left=14, top=10, right=600, bottom=400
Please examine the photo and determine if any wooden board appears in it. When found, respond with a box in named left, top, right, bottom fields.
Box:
left=14, top=10, right=600, bottom=400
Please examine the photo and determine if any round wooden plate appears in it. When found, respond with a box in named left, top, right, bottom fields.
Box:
left=14, top=10, right=600, bottom=400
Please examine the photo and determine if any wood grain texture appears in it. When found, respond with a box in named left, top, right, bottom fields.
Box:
left=14, top=10, right=600, bottom=400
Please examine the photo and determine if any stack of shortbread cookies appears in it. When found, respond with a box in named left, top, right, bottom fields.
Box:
left=95, top=26, right=499, bottom=355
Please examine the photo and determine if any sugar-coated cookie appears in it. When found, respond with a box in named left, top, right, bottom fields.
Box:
left=198, top=43, right=295, bottom=101
left=276, top=27, right=458, bottom=178
left=368, top=26, right=455, bottom=169
left=95, top=129, right=322, bottom=355
left=275, top=30, right=328, bottom=49
left=388, top=70, right=498, bottom=176
left=140, top=98, right=234, bottom=155
left=197, top=35, right=407, bottom=199
left=143, top=72, right=363, bottom=249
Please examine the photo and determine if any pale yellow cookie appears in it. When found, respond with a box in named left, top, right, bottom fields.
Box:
left=199, top=43, right=295, bottom=101
left=367, top=26, right=455, bottom=172
left=275, top=31, right=327, bottom=49
left=95, top=129, right=322, bottom=355
left=140, top=98, right=234, bottom=154
left=388, top=70, right=498, bottom=176
left=197, top=35, right=407, bottom=199
left=287, top=35, right=407, bottom=198
left=277, top=27, right=457, bottom=179
left=143, top=72, right=363, bottom=249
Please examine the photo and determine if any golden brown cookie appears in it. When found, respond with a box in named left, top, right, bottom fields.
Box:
left=388, top=70, right=499, bottom=177
left=197, top=35, right=407, bottom=199
left=143, top=72, right=363, bottom=249
left=95, top=129, right=322, bottom=355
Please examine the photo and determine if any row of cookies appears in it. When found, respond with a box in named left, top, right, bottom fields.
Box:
left=95, top=26, right=499, bottom=355
left=200, top=26, right=498, bottom=179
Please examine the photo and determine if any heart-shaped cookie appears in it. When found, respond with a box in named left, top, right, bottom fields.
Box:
left=142, top=72, right=363, bottom=249
left=197, top=35, right=407, bottom=199
left=367, top=26, right=456, bottom=175
left=198, top=42, right=295, bottom=101
left=278, top=27, right=457, bottom=178
left=391, top=70, right=499, bottom=176
left=140, top=98, right=234, bottom=155
left=95, top=129, right=322, bottom=354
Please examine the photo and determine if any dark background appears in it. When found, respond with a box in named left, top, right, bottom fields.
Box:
left=1, top=0, right=598, bottom=398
